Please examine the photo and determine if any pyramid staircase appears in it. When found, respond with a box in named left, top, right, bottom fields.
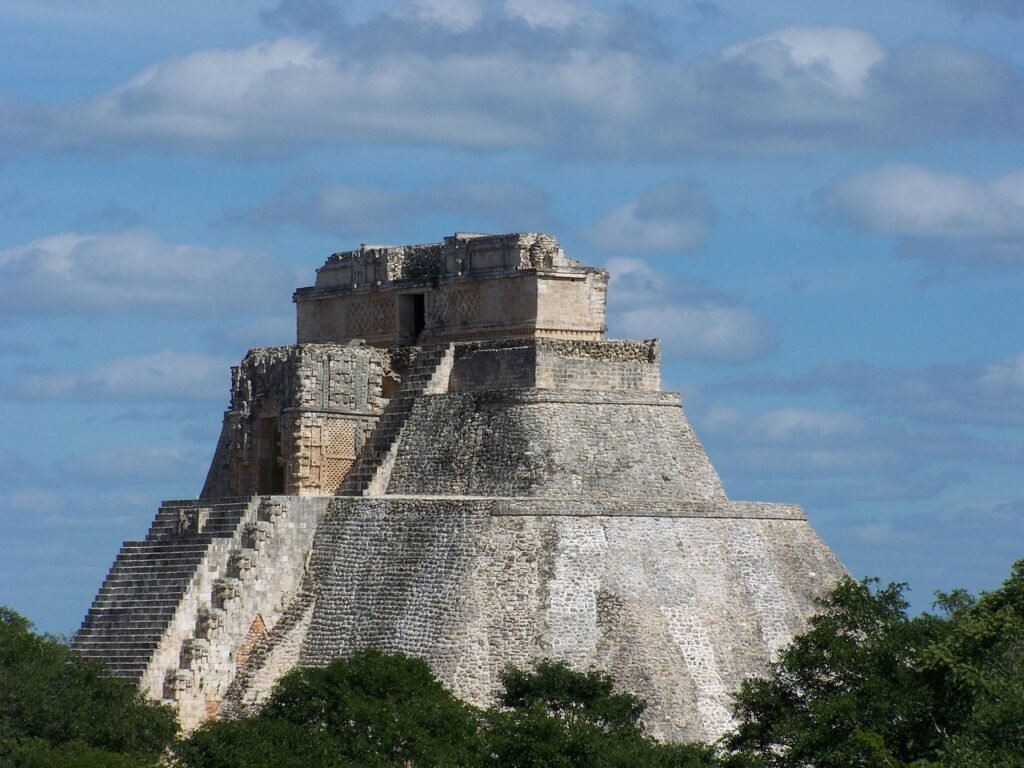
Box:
left=338, top=343, right=453, bottom=496
left=72, top=497, right=257, bottom=683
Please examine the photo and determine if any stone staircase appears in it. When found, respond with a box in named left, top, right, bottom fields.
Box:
left=338, top=343, right=453, bottom=496
left=72, top=497, right=257, bottom=682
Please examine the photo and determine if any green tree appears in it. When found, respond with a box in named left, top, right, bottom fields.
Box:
left=921, top=562, right=1024, bottom=767
left=724, top=577, right=945, bottom=767
left=0, top=607, right=177, bottom=768
left=178, top=652, right=719, bottom=768
left=176, top=648, right=484, bottom=768
left=486, top=660, right=719, bottom=768
left=721, top=562, right=1024, bottom=768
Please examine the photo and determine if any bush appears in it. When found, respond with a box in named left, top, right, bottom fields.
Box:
left=0, top=608, right=177, bottom=766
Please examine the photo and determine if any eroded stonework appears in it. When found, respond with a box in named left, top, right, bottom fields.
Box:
left=74, top=232, right=845, bottom=741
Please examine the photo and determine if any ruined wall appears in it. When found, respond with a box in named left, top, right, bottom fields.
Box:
left=73, top=496, right=331, bottom=732
left=534, top=338, right=659, bottom=391
left=447, top=338, right=660, bottom=392
left=156, top=497, right=329, bottom=730
left=297, top=272, right=606, bottom=347
left=535, top=272, right=608, bottom=338
left=201, top=345, right=389, bottom=498
left=294, top=233, right=609, bottom=347
left=384, top=389, right=725, bottom=501
left=222, top=498, right=844, bottom=742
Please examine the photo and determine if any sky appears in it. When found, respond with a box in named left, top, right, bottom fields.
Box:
left=1, top=0, right=1023, bottom=636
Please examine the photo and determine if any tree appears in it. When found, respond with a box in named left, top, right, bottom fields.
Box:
left=0, top=607, right=177, bottom=768
left=920, top=562, right=1024, bottom=767
left=721, top=562, right=1024, bottom=768
left=485, top=660, right=719, bottom=768
left=178, top=652, right=718, bottom=768
left=176, top=649, right=484, bottom=768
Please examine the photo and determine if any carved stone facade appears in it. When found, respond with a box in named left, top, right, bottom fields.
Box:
left=74, top=232, right=845, bottom=742
left=201, top=344, right=391, bottom=497
left=295, top=232, right=609, bottom=346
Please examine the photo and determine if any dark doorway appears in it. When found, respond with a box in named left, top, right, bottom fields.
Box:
left=257, top=417, right=285, bottom=494
left=398, top=293, right=427, bottom=342
left=413, top=294, right=425, bottom=337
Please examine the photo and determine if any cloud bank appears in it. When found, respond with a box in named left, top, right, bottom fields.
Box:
left=0, top=230, right=298, bottom=316
left=226, top=176, right=554, bottom=236
left=583, top=180, right=717, bottom=253
left=3, top=7, right=1023, bottom=159
left=821, top=165, right=1024, bottom=264
left=605, top=258, right=778, bottom=363
left=11, top=351, right=229, bottom=402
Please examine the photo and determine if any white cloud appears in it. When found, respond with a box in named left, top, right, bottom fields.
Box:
left=502, top=0, right=598, bottom=31
left=943, top=0, right=1024, bottom=20
left=729, top=353, right=1024, bottom=430
left=0, top=489, right=65, bottom=515
left=822, top=165, right=1024, bottom=264
left=605, top=257, right=665, bottom=309
left=978, top=353, right=1024, bottom=394
left=55, top=444, right=208, bottom=485
left=824, top=165, right=1024, bottom=239
left=12, top=351, right=229, bottom=402
left=723, top=26, right=886, bottom=97
left=750, top=408, right=865, bottom=441
left=392, top=0, right=483, bottom=31
left=616, top=304, right=775, bottom=363
left=604, top=258, right=777, bottom=363
left=0, top=230, right=298, bottom=316
left=2, top=16, right=1022, bottom=159
left=227, top=176, right=553, bottom=236
left=583, top=180, right=716, bottom=253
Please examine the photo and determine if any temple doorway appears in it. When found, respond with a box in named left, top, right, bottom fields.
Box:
left=398, top=292, right=426, bottom=341
left=256, top=416, right=284, bottom=494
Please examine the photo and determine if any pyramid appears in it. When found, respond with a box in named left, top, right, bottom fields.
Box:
left=74, top=232, right=845, bottom=741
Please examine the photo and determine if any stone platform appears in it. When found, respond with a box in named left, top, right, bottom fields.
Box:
left=74, top=232, right=846, bottom=740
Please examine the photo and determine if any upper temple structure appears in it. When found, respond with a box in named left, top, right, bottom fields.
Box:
left=74, top=232, right=845, bottom=741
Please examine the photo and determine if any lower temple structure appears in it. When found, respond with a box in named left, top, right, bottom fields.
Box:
left=73, top=232, right=845, bottom=741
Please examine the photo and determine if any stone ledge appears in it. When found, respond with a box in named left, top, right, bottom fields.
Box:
left=327, top=496, right=805, bottom=520
left=491, top=499, right=805, bottom=519
left=419, top=387, right=682, bottom=406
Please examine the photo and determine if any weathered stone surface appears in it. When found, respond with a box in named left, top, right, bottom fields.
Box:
left=282, top=499, right=840, bottom=742
left=295, top=232, right=608, bottom=346
left=74, top=232, right=846, bottom=739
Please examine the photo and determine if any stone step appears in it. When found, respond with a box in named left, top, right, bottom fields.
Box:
left=72, top=498, right=263, bottom=681
left=75, top=642, right=163, bottom=653
left=115, top=545, right=212, bottom=556
left=80, top=626, right=174, bottom=636
left=92, top=586, right=190, bottom=597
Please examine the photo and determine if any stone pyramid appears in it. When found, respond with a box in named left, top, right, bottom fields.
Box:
left=74, top=232, right=845, bottom=741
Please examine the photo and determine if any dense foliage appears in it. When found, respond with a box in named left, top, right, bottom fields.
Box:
left=724, top=562, right=1024, bottom=768
left=485, top=660, right=718, bottom=768
left=176, top=650, right=716, bottom=768
left=176, top=648, right=483, bottom=768
left=0, top=608, right=177, bottom=768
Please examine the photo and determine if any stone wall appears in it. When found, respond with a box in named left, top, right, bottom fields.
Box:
left=447, top=338, right=660, bottom=392
left=384, top=389, right=726, bottom=501
left=294, top=233, right=609, bottom=347
left=296, top=271, right=608, bottom=347
left=73, top=495, right=331, bottom=732
left=534, top=338, right=659, bottom=391
left=221, top=497, right=844, bottom=742
left=155, top=496, right=329, bottom=730
left=202, top=345, right=389, bottom=497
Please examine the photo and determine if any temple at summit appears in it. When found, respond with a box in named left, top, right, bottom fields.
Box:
left=74, top=232, right=845, bottom=741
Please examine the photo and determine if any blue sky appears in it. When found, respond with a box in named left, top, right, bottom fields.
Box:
left=2, top=0, right=1023, bottom=635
